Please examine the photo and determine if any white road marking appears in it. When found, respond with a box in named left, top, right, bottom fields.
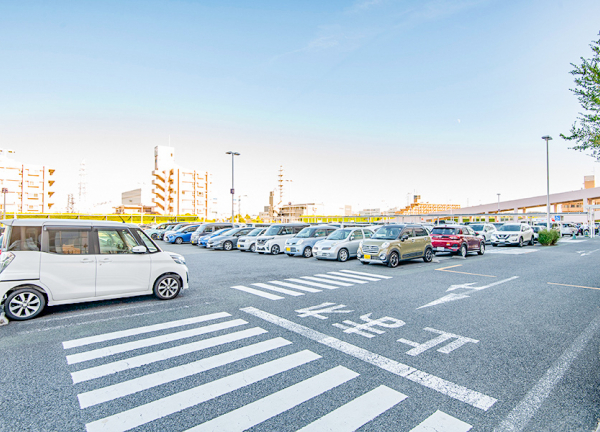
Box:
left=314, top=274, right=369, bottom=284
left=297, top=385, right=407, bottom=432
left=231, top=285, right=284, bottom=300
left=419, top=277, right=519, bottom=309
left=339, top=269, right=393, bottom=279
left=493, top=312, right=600, bottom=432
left=580, top=248, right=600, bottom=256
left=485, top=249, right=538, bottom=255
left=185, top=366, right=359, bottom=432
left=78, top=337, right=292, bottom=408
left=71, top=327, right=267, bottom=384
left=241, top=307, right=497, bottom=411
left=84, top=350, right=321, bottom=432
left=62, top=312, right=230, bottom=349
left=327, top=271, right=381, bottom=281
left=300, top=276, right=352, bottom=287
left=410, top=410, right=472, bottom=431
left=269, top=281, right=321, bottom=293
left=288, top=278, right=341, bottom=289
left=296, top=303, right=353, bottom=320
left=66, top=319, right=248, bottom=365
left=252, top=282, right=304, bottom=296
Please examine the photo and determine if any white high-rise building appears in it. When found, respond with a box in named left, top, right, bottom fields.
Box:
left=151, top=146, right=208, bottom=216
left=0, top=150, right=56, bottom=214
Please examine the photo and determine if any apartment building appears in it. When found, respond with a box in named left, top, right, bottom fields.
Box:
left=0, top=152, right=56, bottom=214
left=151, top=146, right=209, bottom=216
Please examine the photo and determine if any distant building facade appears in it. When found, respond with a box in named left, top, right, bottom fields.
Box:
left=151, top=146, right=209, bottom=216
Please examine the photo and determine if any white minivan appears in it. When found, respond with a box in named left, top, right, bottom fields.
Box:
left=0, top=219, right=189, bottom=321
left=255, top=223, right=309, bottom=255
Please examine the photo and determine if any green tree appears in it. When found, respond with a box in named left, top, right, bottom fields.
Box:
left=561, top=33, right=600, bottom=158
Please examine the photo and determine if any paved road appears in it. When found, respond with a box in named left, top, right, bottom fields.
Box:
left=1, top=237, right=599, bottom=431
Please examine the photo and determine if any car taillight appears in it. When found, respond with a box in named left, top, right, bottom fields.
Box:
left=448, top=236, right=460, bottom=240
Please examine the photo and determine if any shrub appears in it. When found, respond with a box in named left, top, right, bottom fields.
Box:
left=538, top=229, right=560, bottom=246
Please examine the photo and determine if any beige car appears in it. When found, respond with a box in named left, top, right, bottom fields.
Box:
left=358, top=224, right=433, bottom=267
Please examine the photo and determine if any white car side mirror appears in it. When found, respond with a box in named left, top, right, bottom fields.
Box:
left=132, top=245, right=148, bottom=254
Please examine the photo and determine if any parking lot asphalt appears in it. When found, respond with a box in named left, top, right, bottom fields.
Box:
left=1, top=237, right=599, bottom=432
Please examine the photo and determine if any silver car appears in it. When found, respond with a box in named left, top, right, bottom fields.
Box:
left=468, top=223, right=496, bottom=243
left=313, top=227, right=375, bottom=262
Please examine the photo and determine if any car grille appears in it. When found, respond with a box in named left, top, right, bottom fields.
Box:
left=497, top=234, right=509, bottom=239
left=257, top=239, right=266, bottom=245
left=362, top=245, right=379, bottom=253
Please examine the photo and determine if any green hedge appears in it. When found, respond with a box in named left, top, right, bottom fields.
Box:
left=538, top=229, right=560, bottom=246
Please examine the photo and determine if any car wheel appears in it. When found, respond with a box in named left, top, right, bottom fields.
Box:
left=518, top=237, right=523, bottom=248
left=337, top=248, right=349, bottom=262
left=529, top=235, right=534, bottom=246
left=387, top=251, right=400, bottom=268
left=458, top=244, right=467, bottom=258
left=175, top=237, right=183, bottom=245
left=151, top=233, right=159, bottom=240
left=271, top=245, right=280, bottom=255
left=153, top=275, right=182, bottom=300
left=478, top=242, right=485, bottom=255
left=250, top=243, right=256, bottom=252
left=303, top=246, right=313, bottom=258
left=423, top=247, right=433, bottom=262
left=224, top=241, right=233, bottom=251
left=4, top=288, right=46, bottom=321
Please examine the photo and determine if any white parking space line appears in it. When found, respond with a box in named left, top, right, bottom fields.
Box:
left=241, top=307, right=497, bottom=411
left=78, top=337, right=292, bottom=409
left=84, top=350, right=321, bottom=432
left=66, top=319, right=248, bottom=365
left=185, top=366, right=359, bottom=432
left=339, top=269, right=393, bottom=279
left=288, top=278, right=340, bottom=290
left=71, top=327, right=267, bottom=384
left=409, top=410, right=472, bottom=432
left=297, top=385, right=407, bottom=432
left=314, top=274, right=369, bottom=284
left=252, top=283, right=304, bottom=296
left=327, top=271, right=381, bottom=282
left=62, top=312, right=231, bottom=349
left=269, top=281, right=321, bottom=293
left=485, top=249, right=538, bottom=255
left=300, top=276, right=352, bottom=287
left=231, top=285, right=284, bottom=300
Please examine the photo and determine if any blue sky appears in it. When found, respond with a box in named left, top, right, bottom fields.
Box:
left=2, top=0, right=600, bottom=215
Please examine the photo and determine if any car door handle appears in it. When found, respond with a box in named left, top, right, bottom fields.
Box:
left=99, top=257, right=111, bottom=263
left=81, top=258, right=94, bottom=263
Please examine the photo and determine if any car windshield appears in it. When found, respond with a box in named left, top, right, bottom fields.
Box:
left=432, top=227, right=457, bottom=235
left=498, top=225, right=520, bottom=232
left=247, top=228, right=263, bottom=236
left=372, top=226, right=402, bottom=240
left=327, top=229, right=351, bottom=240
left=212, top=229, right=231, bottom=236
left=264, top=226, right=282, bottom=236
left=296, top=228, right=315, bottom=238
left=470, top=225, right=484, bottom=231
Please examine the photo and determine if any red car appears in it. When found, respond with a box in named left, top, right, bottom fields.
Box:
left=431, top=225, right=485, bottom=257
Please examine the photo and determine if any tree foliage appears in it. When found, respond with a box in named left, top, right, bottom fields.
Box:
left=561, top=33, right=600, bottom=159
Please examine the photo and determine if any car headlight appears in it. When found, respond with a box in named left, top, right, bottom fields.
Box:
left=169, top=253, right=186, bottom=265
left=297, top=240, right=304, bottom=245
left=381, top=242, right=390, bottom=248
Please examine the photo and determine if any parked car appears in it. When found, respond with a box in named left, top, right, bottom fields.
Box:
left=468, top=223, right=496, bottom=244
left=0, top=219, right=188, bottom=321
left=532, top=225, right=543, bottom=241
left=284, top=225, right=338, bottom=258
left=162, top=223, right=193, bottom=241
left=560, top=223, right=578, bottom=237
left=165, top=224, right=201, bottom=244
left=491, top=222, right=505, bottom=230
left=237, top=228, right=267, bottom=252
left=145, top=222, right=179, bottom=240
left=198, top=228, right=233, bottom=248
left=313, top=227, right=375, bottom=262
left=190, top=223, right=238, bottom=245
left=491, top=223, right=534, bottom=247
left=357, top=224, right=433, bottom=267
left=207, top=227, right=256, bottom=250
left=430, top=225, right=485, bottom=257
left=255, top=223, right=309, bottom=255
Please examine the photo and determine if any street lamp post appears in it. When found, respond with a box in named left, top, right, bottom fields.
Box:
left=542, top=136, right=552, bottom=230
left=225, top=151, right=240, bottom=223
left=497, top=193, right=501, bottom=221
left=1, top=149, right=15, bottom=221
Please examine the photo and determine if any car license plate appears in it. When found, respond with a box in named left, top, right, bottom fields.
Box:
left=286, top=247, right=290, bottom=252
left=364, top=254, right=371, bottom=260
left=436, top=247, right=445, bottom=251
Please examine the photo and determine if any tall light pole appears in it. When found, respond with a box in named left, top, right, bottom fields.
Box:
left=225, top=151, right=240, bottom=223
left=497, top=193, right=501, bottom=221
left=1, top=149, right=15, bottom=221
left=542, top=136, right=552, bottom=230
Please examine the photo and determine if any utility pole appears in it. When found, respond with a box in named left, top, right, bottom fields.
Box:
left=225, top=152, right=240, bottom=222
left=1, top=149, right=15, bottom=220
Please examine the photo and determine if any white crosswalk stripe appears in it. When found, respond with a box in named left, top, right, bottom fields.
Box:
left=63, top=312, right=473, bottom=432
left=230, top=271, right=391, bottom=300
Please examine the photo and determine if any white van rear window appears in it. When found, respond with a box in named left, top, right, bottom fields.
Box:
left=7, top=226, right=42, bottom=251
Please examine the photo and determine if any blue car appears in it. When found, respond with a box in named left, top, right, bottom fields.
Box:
left=166, top=224, right=200, bottom=244
left=198, top=228, right=232, bottom=248
left=284, top=225, right=338, bottom=258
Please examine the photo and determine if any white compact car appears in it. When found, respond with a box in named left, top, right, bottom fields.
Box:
left=468, top=223, right=496, bottom=243
left=0, top=219, right=189, bottom=321
left=237, top=227, right=267, bottom=252
left=560, top=223, right=578, bottom=237
left=491, top=223, right=534, bottom=247
left=255, top=223, right=308, bottom=254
